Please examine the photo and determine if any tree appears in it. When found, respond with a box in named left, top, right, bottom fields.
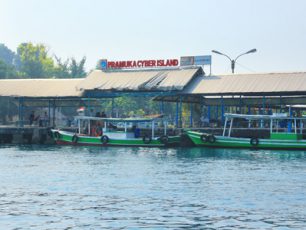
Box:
left=69, top=56, right=86, bottom=78
left=0, top=44, right=16, bottom=66
left=53, top=55, right=70, bottom=78
left=17, top=43, right=55, bottom=78
left=53, top=56, right=87, bottom=78
left=0, top=59, right=17, bottom=79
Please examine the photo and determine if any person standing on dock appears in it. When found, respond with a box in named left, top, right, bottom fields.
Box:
left=42, top=112, right=49, bottom=127
left=101, top=111, right=107, bottom=118
left=29, top=111, right=35, bottom=126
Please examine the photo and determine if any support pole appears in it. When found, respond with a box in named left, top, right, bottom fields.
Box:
left=21, top=98, right=25, bottom=127
left=160, top=100, right=164, bottom=115
left=189, top=103, right=193, bottom=127
left=18, top=97, right=22, bottom=127
left=239, top=95, right=242, bottom=114
left=210, top=63, right=212, bottom=76
left=78, top=119, right=81, bottom=134
left=152, top=120, right=155, bottom=138
left=221, top=96, right=224, bottom=123
left=222, top=117, right=228, bottom=136
left=111, top=98, right=115, bottom=117
left=288, top=106, right=292, bottom=133
left=216, top=106, right=219, bottom=124
left=179, top=96, right=182, bottom=128
left=228, top=118, right=233, bottom=137
left=260, top=96, right=266, bottom=128
left=175, top=100, right=179, bottom=128
left=52, top=99, right=56, bottom=127
left=48, top=100, right=51, bottom=127
left=279, top=96, right=282, bottom=113
left=87, top=96, right=91, bottom=116
left=7, top=97, right=10, bottom=125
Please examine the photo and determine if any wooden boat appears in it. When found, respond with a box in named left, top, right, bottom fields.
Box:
left=51, top=116, right=180, bottom=147
left=187, top=113, right=306, bottom=150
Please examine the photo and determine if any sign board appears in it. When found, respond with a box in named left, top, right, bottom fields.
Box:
left=180, top=55, right=211, bottom=66
left=98, top=55, right=211, bottom=72
left=194, top=55, right=211, bottom=65
left=180, top=56, right=194, bottom=66
left=99, top=59, right=179, bottom=70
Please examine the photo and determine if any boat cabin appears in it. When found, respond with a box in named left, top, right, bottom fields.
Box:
left=222, top=113, right=306, bottom=140
left=74, top=116, right=169, bottom=139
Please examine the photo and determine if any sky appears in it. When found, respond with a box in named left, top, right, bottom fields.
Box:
left=1, top=0, right=306, bottom=74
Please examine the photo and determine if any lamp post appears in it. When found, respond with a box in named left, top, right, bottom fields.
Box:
left=212, top=49, right=257, bottom=74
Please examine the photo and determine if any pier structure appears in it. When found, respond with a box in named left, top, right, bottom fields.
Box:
left=0, top=67, right=203, bottom=143
left=1, top=65, right=306, bottom=144
left=156, top=72, right=306, bottom=135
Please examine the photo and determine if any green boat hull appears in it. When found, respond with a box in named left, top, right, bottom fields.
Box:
left=187, top=131, right=306, bottom=150
left=51, top=130, right=180, bottom=147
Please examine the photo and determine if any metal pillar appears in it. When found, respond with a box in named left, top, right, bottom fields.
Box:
left=87, top=97, right=91, bottom=116
left=52, top=99, right=56, bottom=127
left=179, top=96, right=183, bottom=128
left=189, top=103, right=193, bottom=128
left=279, top=96, right=282, bottom=113
left=221, top=96, right=225, bottom=123
left=48, top=100, right=51, bottom=127
left=111, top=98, right=115, bottom=117
left=18, top=97, right=23, bottom=127
left=262, top=96, right=266, bottom=114
left=239, top=95, right=242, bottom=114
left=160, top=101, right=164, bottom=115
left=216, top=105, right=219, bottom=121
left=7, top=97, right=10, bottom=124
left=288, top=106, right=292, bottom=133
left=175, top=100, right=179, bottom=127
left=260, top=96, right=266, bottom=128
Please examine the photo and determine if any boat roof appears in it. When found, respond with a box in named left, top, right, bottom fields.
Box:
left=224, top=113, right=290, bottom=120
left=75, top=116, right=156, bottom=122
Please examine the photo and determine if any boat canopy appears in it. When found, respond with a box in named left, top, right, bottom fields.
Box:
left=223, top=113, right=306, bottom=137
left=74, top=116, right=156, bottom=123
left=224, top=113, right=290, bottom=120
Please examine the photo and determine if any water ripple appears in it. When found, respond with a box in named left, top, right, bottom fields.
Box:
left=0, top=146, right=306, bottom=229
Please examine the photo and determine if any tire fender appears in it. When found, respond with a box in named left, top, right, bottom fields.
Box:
left=250, top=137, right=259, bottom=146
left=101, top=135, right=109, bottom=144
left=143, top=135, right=152, bottom=144
left=208, top=135, right=216, bottom=143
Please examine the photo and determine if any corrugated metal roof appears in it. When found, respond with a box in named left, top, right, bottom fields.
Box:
left=183, top=72, right=306, bottom=96
left=0, top=79, right=83, bottom=98
left=200, top=95, right=306, bottom=106
left=2, top=70, right=306, bottom=99
left=0, top=67, right=202, bottom=98
left=77, top=67, right=202, bottom=91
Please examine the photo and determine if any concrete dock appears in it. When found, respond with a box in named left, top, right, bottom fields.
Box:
left=0, top=126, right=54, bottom=144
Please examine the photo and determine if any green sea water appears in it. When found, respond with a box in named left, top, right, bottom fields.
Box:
left=0, top=145, right=305, bottom=229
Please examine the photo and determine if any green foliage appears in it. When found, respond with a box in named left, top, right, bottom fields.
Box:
left=0, top=44, right=18, bottom=78
left=93, top=96, right=176, bottom=120
left=69, top=57, right=86, bottom=78
left=0, top=42, right=88, bottom=79
left=0, top=43, right=16, bottom=66
left=17, top=43, right=55, bottom=78
left=0, top=97, right=18, bottom=124
left=53, top=56, right=70, bottom=78
left=0, top=60, right=17, bottom=79
left=102, top=97, right=162, bottom=117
